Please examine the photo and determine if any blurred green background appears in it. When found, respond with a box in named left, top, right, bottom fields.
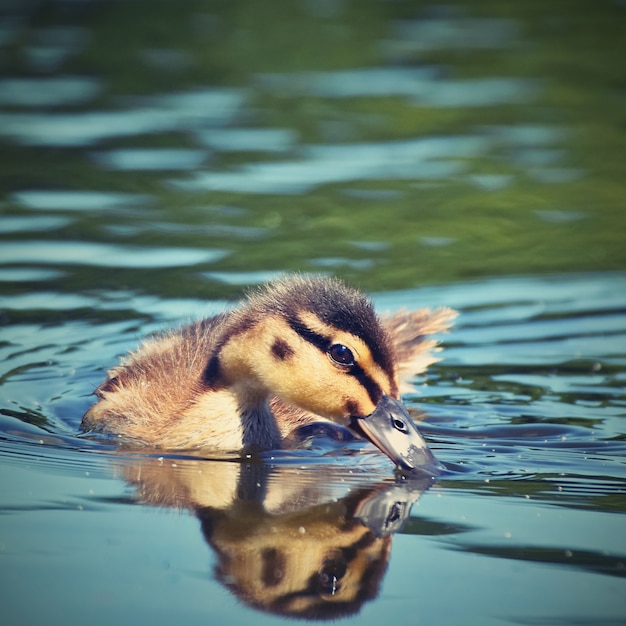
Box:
left=1, top=0, right=625, bottom=301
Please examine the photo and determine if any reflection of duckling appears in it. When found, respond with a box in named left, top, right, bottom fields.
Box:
left=200, top=495, right=391, bottom=620
left=117, top=456, right=431, bottom=620
left=82, top=276, right=455, bottom=469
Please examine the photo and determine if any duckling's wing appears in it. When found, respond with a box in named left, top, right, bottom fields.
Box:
left=381, top=307, right=457, bottom=394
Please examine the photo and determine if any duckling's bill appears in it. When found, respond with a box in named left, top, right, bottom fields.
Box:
left=352, top=395, right=441, bottom=475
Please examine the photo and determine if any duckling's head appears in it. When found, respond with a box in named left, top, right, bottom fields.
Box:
left=205, top=276, right=436, bottom=471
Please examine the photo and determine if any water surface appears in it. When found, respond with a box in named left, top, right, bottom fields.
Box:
left=1, top=1, right=625, bottom=624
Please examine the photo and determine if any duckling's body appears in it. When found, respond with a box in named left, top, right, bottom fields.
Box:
left=82, top=276, right=456, bottom=468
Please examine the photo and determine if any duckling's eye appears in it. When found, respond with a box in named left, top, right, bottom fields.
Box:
left=328, top=344, right=354, bottom=367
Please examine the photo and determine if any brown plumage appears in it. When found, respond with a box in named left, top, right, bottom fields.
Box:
left=81, top=275, right=456, bottom=463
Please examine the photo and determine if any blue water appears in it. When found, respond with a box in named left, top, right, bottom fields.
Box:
left=1, top=0, right=626, bottom=623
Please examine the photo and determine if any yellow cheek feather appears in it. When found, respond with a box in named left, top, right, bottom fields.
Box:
left=246, top=312, right=395, bottom=421
left=270, top=347, right=375, bottom=421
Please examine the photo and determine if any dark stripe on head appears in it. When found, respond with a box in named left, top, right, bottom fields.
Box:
left=287, top=317, right=330, bottom=352
left=349, top=364, right=382, bottom=409
left=294, top=279, right=393, bottom=374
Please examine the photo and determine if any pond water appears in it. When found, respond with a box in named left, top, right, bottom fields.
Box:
left=1, top=1, right=626, bottom=625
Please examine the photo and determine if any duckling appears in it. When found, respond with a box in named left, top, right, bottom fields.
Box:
left=81, top=275, right=456, bottom=470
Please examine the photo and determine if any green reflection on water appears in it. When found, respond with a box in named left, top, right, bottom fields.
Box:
left=1, top=0, right=625, bottom=298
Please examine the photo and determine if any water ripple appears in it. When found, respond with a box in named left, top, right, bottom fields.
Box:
left=0, top=241, right=229, bottom=268
left=0, top=88, right=245, bottom=147
left=173, top=135, right=487, bottom=194
left=11, top=190, right=152, bottom=212
left=258, top=67, right=538, bottom=107
left=0, top=76, right=102, bottom=107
